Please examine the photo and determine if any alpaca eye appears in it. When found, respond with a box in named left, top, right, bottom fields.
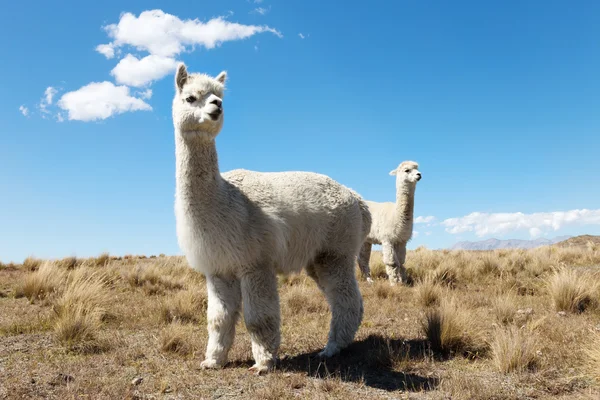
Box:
left=185, top=96, right=197, bottom=103
left=404, top=169, right=410, bottom=173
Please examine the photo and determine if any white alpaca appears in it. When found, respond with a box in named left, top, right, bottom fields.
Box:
left=358, top=161, right=421, bottom=285
left=172, top=64, right=371, bottom=374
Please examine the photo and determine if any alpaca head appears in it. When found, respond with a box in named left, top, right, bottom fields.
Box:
left=172, top=63, right=227, bottom=140
left=389, top=161, right=421, bottom=185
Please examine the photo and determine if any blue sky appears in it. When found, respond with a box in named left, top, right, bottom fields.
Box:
left=2, top=0, right=599, bottom=262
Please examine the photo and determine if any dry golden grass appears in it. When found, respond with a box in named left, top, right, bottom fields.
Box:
left=585, top=333, right=600, bottom=383
left=22, top=256, right=42, bottom=271
left=422, top=297, right=487, bottom=357
left=414, top=276, right=442, bottom=307
left=55, top=256, right=79, bottom=270
left=159, top=322, right=194, bottom=355
left=490, top=326, right=538, bottom=373
left=547, top=267, right=599, bottom=313
left=53, top=270, right=110, bottom=318
left=492, top=293, right=518, bottom=325
left=92, top=252, right=110, bottom=267
left=284, top=285, right=328, bottom=314
left=14, top=261, right=67, bottom=302
left=54, top=303, right=104, bottom=351
left=1, top=244, right=600, bottom=399
left=52, top=270, right=110, bottom=351
left=159, top=287, right=206, bottom=323
left=366, top=250, right=388, bottom=280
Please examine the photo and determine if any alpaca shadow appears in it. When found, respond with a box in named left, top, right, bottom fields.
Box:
left=232, top=335, right=438, bottom=392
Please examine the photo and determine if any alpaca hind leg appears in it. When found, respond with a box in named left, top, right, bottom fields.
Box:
left=240, top=267, right=281, bottom=375
left=201, top=275, right=242, bottom=369
left=358, top=242, right=373, bottom=283
left=312, top=254, right=363, bottom=358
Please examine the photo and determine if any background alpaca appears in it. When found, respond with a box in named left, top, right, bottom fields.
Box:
left=172, top=63, right=371, bottom=374
left=358, top=161, right=421, bottom=285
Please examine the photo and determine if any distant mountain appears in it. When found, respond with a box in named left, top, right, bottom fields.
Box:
left=450, top=236, right=572, bottom=251
left=554, top=235, right=600, bottom=248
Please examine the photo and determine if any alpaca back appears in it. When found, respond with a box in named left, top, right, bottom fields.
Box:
left=222, top=169, right=369, bottom=274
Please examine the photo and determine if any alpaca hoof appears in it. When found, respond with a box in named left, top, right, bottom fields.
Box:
left=318, top=343, right=340, bottom=358
left=200, top=359, right=223, bottom=370
left=248, top=363, right=270, bottom=375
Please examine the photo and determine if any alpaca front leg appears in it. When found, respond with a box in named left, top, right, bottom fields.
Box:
left=394, top=242, right=408, bottom=284
left=358, top=242, right=373, bottom=283
left=201, top=275, right=241, bottom=369
left=383, top=242, right=403, bottom=285
left=313, top=257, right=363, bottom=358
left=240, top=268, right=281, bottom=375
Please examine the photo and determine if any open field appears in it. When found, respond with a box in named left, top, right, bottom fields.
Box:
left=1, top=243, right=600, bottom=399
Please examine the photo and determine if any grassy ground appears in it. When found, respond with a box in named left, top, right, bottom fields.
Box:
left=1, top=244, right=600, bottom=399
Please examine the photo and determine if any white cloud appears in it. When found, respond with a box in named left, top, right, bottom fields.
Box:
left=413, top=230, right=419, bottom=238
left=253, top=0, right=264, bottom=3
left=529, top=227, right=542, bottom=238
left=39, top=86, right=59, bottom=115
left=415, top=216, right=436, bottom=224
left=44, top=87, right=58, bottom=105
left=111, top=54, right=178, bottom=87
left=96, top=43, right=116, bottom=59
left=442, top=209, right=600, bottom=238
left=253, top=7, right=270, bottom=15
left=425, top=231, right=433, bottom=236
left=19, top=105, right=29, bottom=117
left=137, top=88, right=153, bottom=99
left=298, top=33, right=305, bottom=39
left=99, top=9, right=282, bottom=58
left=57, top=81, right=151, bottom=122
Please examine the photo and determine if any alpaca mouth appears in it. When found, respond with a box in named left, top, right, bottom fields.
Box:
left=207, top=111, right=222, bottom=120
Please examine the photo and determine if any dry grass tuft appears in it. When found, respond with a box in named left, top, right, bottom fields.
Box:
left=160, top=288, right=207, bottom=324
left=430, top=262, right=458, bottom=288
left=490, top=326, right=538, bottom=373
left=0, top=261, right=19, bottom=270
left=422, top=297, right=486, bottom=357
left=15, top=262, right=66, bottom=301
left=52, top=271, right=109, bottom=350
left=547, top=267, right=598, bottom=313
left=22, top=256, right=43, bottom=271
left=368, top=251, right=388, bottom=280
left=415, top=277, right=443, bottom=307
left=123, top=262, right=188, bottom=294
left=284, top=285, right=328, bottom=314
left=55, top=256, right=79, bottom=270
left=492, top=293, right=518, bottom=325
left=93, top=252, right=111, bottom=267
left=53, top=270, right=110, bottom=318
left=54, top=304, right=104, bottom=350
left=373, top=281, right=398, bottom=300
left=585, top=333, right=600, bottom=382
left=160, top=322, right=193, bottom=355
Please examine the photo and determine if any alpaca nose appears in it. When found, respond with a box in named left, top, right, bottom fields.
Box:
left=416, top=172, right=422, bottom=181
left=210, top=98, right=222, bottom=108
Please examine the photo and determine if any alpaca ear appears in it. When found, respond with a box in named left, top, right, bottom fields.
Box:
left=176, top=63, right=188, bottom=91
left=216, top=71, right=227, bottom=84
left=389, top=169, right=397, bottom=176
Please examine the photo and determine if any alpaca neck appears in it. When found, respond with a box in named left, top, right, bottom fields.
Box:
left=175, top=131, right=223, bottom=209
left=394, top=181, right=416, bottom=235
